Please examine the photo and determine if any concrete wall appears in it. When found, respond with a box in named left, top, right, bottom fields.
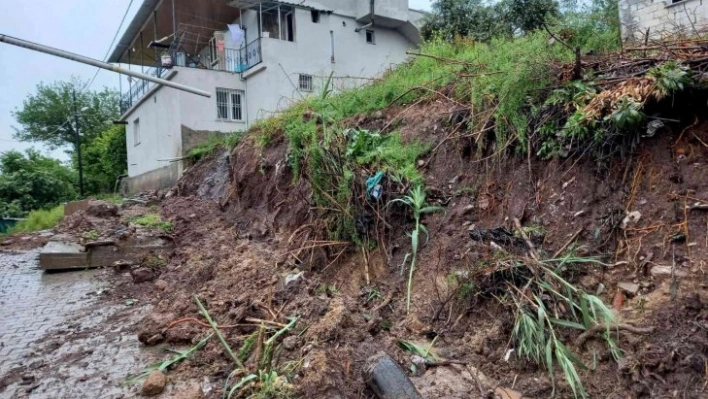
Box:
left=176, top=69, right=247, bottom=131
left=619, top=0, right=708, bottom=41
left=244, top=7, right=416, bottom=119
left=121, top=1, right=419, bottom=189
left=123, top=68, right=244, bottom=177
left=123, top=162, right=181, bottom=194
left=124, top=77, right=182, bottom=177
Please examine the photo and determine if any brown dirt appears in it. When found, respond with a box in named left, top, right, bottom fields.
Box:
left=100, top=96, right=708, bottom=399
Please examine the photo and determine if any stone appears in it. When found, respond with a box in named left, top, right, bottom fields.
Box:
left=154, top=280, right=169, bottom=291
left=86, top=200, right=119, bottom=218
left=174, top=383, right=202, bottom=399
left=621, top=211, right=641, bottom=229
left=131, top=268, right=155, bottom=284
left=142, top=370, right=167, bottom=396
left=282, top=336, right=299, bottom=350
left=495, top=387, right=523, bottom=399
left=617, top=282, right=640, bottom=296
left=650, top=265, right=688, bottom=277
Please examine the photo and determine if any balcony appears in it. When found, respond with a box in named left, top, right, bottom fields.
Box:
left=119, top=39, right=262, bottom=114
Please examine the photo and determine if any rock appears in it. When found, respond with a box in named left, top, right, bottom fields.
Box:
left=131, top=268, right=155, bottom=284
left=284, top=271, right=304, bottom=285
left=142, top=370, right=167, bottom=396
left=477, top=196, right=490, bottom=210
left=174, top=383, right=202, bottom=399
left=458, top=204, right=475, bottom=217
left=417, top=159, right=425, bottom=167
left=621, top=211, right=641, bottom=229
left=373, top=110, right=385, bottom=120
left=495, top=387, right=523, bottom=399
left=154, top=280, right=169, bottom=291
left=617, top=282, right=640, bottom=296
left=86, top=200, right=119, bottom=218
left=282, top=336, right=299, bottom=350
left=650, top=265, right=688, bottom=277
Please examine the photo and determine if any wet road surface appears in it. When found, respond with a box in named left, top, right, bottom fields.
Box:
left=0, top=250, right=149, bottom=398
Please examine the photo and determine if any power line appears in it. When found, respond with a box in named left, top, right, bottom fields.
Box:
left=84, top=0, right=136, bottom=91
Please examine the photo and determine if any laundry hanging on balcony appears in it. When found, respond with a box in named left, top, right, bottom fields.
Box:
left=227, top=24, right=245, bottom=45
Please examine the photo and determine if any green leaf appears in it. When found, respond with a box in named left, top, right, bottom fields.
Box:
left=549, top=318, right=586, bottom=330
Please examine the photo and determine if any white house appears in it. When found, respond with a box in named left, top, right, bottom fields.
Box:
left=108, top=0, right=425, bottom=192
left=619, top=0, right=708, bottom=41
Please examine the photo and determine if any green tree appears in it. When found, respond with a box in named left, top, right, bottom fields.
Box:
left=422, top=0, right=559, bottom=41
left=0, top=149, right=77, bottom=217
left=81, top=125, right=127, bottom=193
left=12, top=78, right=119, bottom=149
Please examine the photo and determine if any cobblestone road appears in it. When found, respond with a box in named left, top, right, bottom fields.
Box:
left=0, top=250, right=150, bottom=398
left=0, top=250, right=103, bottom=375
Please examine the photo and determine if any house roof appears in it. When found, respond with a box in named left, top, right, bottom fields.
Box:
left=108, top=0, right=241, bottom=65
left=108, top=0, right=161, bottom=63
left=227, top=0, right=332, bottom=12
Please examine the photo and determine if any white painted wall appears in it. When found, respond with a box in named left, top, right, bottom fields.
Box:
left=619, top=0, right=708, bottom=41
left=123, top=2, right=419, bottom=178
left=176, top=68, right=247, bottom=132
left=124, top=68, right=244, bottom=177
left=244, top=7, right=416, bottom=120
left=124, top=83, right=181, bottom=177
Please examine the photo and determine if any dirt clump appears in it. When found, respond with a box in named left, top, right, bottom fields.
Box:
left=142, top=370, right=167, bottom=396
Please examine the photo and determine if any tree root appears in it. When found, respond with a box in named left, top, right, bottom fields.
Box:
left=576, top=323, right=655, bottom=347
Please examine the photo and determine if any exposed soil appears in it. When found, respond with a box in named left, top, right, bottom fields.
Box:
left=3, top=96, right=708, bottom=398
left=112, top=95, right=708, bottom=398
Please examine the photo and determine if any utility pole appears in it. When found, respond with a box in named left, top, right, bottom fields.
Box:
left=72, top=89, right=85, bottom=198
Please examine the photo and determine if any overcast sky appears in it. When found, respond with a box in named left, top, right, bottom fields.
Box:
left=0, top=0, right=433, bottom=160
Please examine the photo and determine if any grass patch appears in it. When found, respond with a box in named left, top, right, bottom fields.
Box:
left=132, top=213, right=172, bottom=233
left=94, top=193, right=124, bottom=205
left=9, top=205, right=64, bottom=234
left=188, top=131, right=244, bottom=162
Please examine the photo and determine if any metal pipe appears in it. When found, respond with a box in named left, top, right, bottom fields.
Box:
left=0, top=33, right=212, bottom=98
left=355, top=0, right=375, bottom=32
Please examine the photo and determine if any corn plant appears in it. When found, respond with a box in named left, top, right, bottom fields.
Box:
left=390, top=185, right=444, bottom=313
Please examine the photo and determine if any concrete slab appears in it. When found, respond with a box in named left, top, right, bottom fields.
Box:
left=39, top=241, right=89, bottom=270
left=39, top=238, right=175, bottom=271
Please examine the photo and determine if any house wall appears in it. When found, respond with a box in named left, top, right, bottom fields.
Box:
left=176, top=68, right=247, bottom=131
left=123, top=67, right=243, bottom=180
left=244, top=7, right=416, bottom=120
left=619, top=0, right=708, bottom=41
left=121, top=1, right=419, bottom=192
left=124, top=84, right=182, bottom=177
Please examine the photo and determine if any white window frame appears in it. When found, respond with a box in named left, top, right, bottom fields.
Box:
left=133, top=118, right=141, bottom=146
left=299, top=74, right=313, bottom=92
left=366, top=29, right=375, bottom=45
left=216, top=88, right=244, bottom=121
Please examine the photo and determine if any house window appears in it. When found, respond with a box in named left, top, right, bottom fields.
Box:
left=299, top=74, right=313, bottom=92
left=259, top=5, right=295, bottom=41
left=311, top=10, right=320, bottom=23
left=366, top=30, right=375, bottom=44
left=133, top=119, right=141, bottom=146
left=216, top=88, right=244, bottom=121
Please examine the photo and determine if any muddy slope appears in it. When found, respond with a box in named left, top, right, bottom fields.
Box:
left=141, top=98, right=708, bottom=399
